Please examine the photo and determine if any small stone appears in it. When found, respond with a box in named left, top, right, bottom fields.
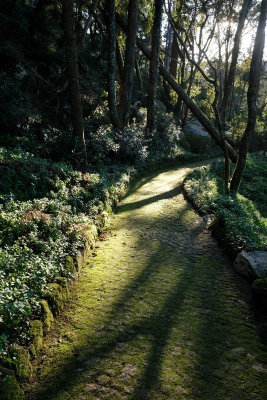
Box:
left=252, top=363, right=267, bottom=373
left=231, top=347, right=246, bottom=355
left=161, top=385, right=171, bottom=393
left=97, top=375, right=110, bottom=385
left=124, top=386, right=134, bottom=393
left=120, top=372, right=131, bottom=380
left=173, top=346, right=182, bottom=355
left=105, top=369, right=116, bottom=376
left=174, top=386, right=188, bottom=395
left=122, top=364, right=137, bottom=376
left=84, top=383, right=99, bottom=392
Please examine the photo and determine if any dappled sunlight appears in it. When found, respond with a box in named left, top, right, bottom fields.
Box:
left=26, top=161, right=266, bottom=400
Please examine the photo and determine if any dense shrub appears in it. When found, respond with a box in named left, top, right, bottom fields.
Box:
left=184, top=155, right=267, bottom=253
left=0, top=147, right=137, bottom=356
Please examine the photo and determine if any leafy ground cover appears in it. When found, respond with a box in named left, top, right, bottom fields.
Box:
left=0, top=144, right=197, bottom=364
left=25, top=161, right=267, bottom=400
left=183, top=154, right=267, bottom=254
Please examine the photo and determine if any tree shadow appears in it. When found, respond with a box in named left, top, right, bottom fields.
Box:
left=25, top=161, right=266, bottom=400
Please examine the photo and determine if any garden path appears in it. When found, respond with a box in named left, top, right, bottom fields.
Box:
left=26, top=160, right=267, bottom=400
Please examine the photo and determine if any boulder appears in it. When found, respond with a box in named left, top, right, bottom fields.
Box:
left=183, top=120, right=211, bottom=154
left=29, top=320, right=43, bottom=357
left=39, top=299, right=54, bottom=333
left=233, top=250, right=267, bottom=281
left=0, top=366, right=23, bottom=399
left=10, top=346, right=32, bottom=381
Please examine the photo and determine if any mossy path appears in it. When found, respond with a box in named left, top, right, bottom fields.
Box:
left=26, top=161, right=267, bottom=400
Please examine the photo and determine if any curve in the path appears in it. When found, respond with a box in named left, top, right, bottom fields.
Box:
left=26, top=161, right=267, bottom=400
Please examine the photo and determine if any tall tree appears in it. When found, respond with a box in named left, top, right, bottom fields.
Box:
left=230, top=0, right=267, bottom=192
left=146, top=0, right=164, bottom=133
left=220, top=0, right=253, bottom=124
left=116, top=12, right=238, bottom=163
left=121, top=0, right=138, bottom=125
left=106, top=0, right=121, bottom=128
left=62, top=0, right=87, bottom=164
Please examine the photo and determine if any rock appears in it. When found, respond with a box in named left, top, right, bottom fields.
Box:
left=65, top=255, right=76, bottom=275
left=39, top=299, right=54, bottom=333
left=183, top=120, right=211, bottom=154
left=0, top=366, right=24, bottom=400
left=231, top=347, right=246, bottom=355
left=10, top=345, right=32, bottom=381
left=29, top=320, right=43, bottom=357
left=44, top=282, right=68, bottom=315
left=96, top=375, right=110, bottom=385
left=252, top=278, right=267, bottom=304
left=233, top=251, right=267, bottom=281
left=252, top=363, right=267, bottom=373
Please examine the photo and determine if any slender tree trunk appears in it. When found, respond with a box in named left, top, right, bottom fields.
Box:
left=182, top=65, right=195, bottom=127
left=220, top=0, right=253, bottom=124
left=106, top=0, right=121, bottom=128
left=121, top=0, right=138, bottom=125
left=164, top=20, right=173, bottom=70
left=115, top=40, right=125, bottom=112
left=169, top=31, right=179, bottom=79
left=117, top=12, right=237, bottom=162
left=135, top=55, right=143, bottom=91
left=230, top=0, right=267, bottom=192
left=146, top=0, right=164, bottom=133
left=175, top=49, right=185, bottom=121
left=62, top=0, right=87, bottom=164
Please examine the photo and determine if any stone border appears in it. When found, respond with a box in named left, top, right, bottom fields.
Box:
left=182, top=180, right=267, bottom=306
left=0, top=186, right=125, bottom=399
left=0, top=156, right=210, bottom=399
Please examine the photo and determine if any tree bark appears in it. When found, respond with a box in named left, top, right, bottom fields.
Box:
left=106, top=0, right=121, bottom=128
left=169, top=32, right=179, bottom=79
left=121, top=0, right=138, bottom=125
left=220, top=0, right=253, bottom=124
left=164, top=20, right=173, bottom=70
left=230, top=0, right=267, bottom=192
left=62, top=0, right=87, bottom=164
left=116, top=13, right=237, bottom=162
left=135, top=55, right=143, bottom=91
left=146, top=0, right=164, bottom=133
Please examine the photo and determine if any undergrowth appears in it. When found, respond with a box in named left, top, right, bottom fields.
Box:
left=183, top=154, right=267, bottom=254
left=0, top=142, right=196, bottom=360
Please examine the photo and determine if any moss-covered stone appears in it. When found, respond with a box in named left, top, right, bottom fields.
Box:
left=83, top=225, right=98, bottom=250
left=39, top=299, right=54, bottom=333
left=44, top=283, right=68, bottom=315
left=97, top=211, right=109, bottom=232
left=10, top=346, right=32, bottom=381
left=252, top=278, right=267, bottom=304
left=0, top=366, right=23, bottom=400
left=65, top=255, right=76, bottom=274
left=29, top=320, right=43, bottom=358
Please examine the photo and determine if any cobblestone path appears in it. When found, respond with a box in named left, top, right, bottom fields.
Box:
left=26, top=161, right=267, bottom=400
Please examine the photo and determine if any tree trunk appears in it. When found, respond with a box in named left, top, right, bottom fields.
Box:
left=220, top=0, right=253, bottom=124
left=146, top=0, right=164, bottom=133
left=230, top=0, right=267, bottom=192
left=116, top=13, right=237, bottom=162
left=169, top=32, right=179, bottom=79
left=164, top=20, right=173, bottom=70
left=106, top=0, right=121, bottom=128
left=121, top=0, right=138, bottom=125
left=175, top=49, right=185, bottom=121
left=135, top=55, right=143, bottom=91
left=62, top=0, right=87, bottom=164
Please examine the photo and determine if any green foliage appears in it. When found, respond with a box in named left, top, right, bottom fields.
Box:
left=0, top=147, right=138, bottom=355
left=184, top=156, right=267, bottom=253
